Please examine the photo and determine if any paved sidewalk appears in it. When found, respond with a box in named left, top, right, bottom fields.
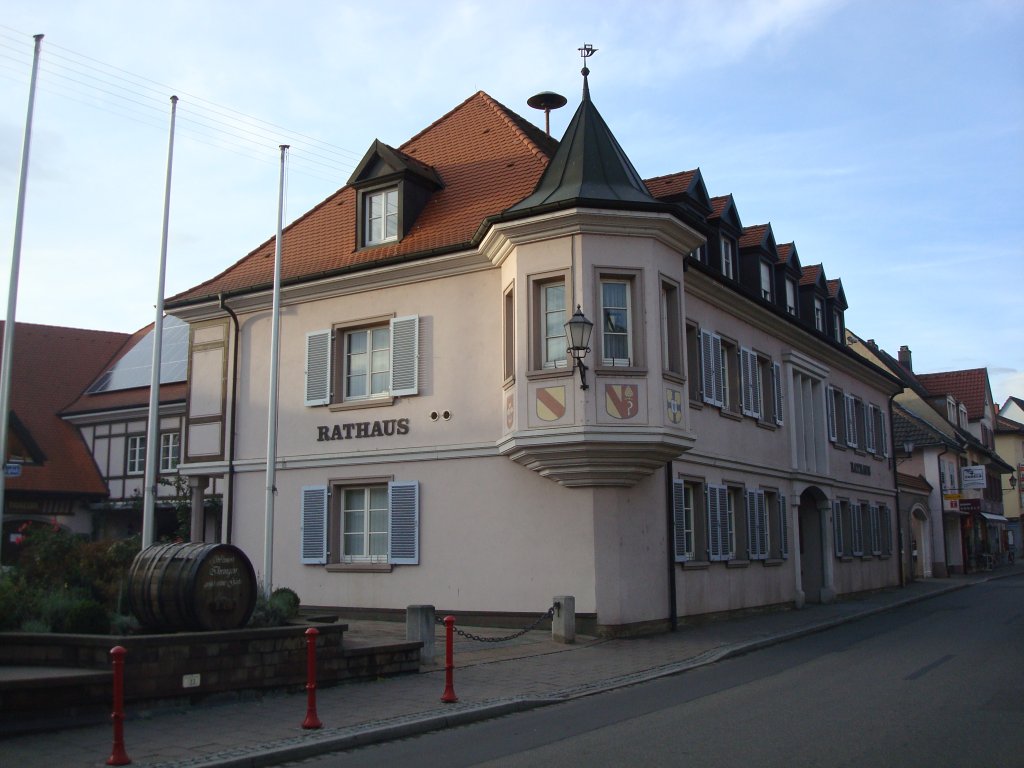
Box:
left=2, top=566, right=1021, bottom=768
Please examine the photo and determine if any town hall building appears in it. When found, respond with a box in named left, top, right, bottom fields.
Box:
left=166, top=67, right=902, bottom=634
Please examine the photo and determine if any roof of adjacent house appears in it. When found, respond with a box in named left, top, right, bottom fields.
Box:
left=167, top=91, right=559, bottom=307
left=1, top=322, right=129, bottom=497
left=62, top=322, right=188, bottom=416
left=915, top=368, right=991, bottom=420
left=996, top=413, right=1024, bottom=435
left=897, top=472, right=932, bottom=493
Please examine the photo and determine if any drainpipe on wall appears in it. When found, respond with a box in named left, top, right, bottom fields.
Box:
left=888, top=395, right=905, bottom=588
left=937, top=446, right=950, bottom=578
left=219, top=294, right=241, bottom=545
left=665, top=461, right=678, bottom=632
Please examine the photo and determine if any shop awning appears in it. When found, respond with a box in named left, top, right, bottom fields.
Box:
left=980, top=512, right=1008, bottom=523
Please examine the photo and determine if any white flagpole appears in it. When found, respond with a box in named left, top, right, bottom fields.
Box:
left=0, top=34, right=43, bottom=567
left=142, top=95, right=179, bottom=549
left=264, top=144, right=288, bottom=598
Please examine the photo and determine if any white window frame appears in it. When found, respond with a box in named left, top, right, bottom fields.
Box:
left=660, top=279, right=682, bottom=375
left=341, top=485, right=391, bottom=562
left=785, top=278, right=797, bottom=316
left=600, top=278, right=633, bottom=366
left=759, top=261, right=772, bottom=301
left=832, top=309, right=843, bottom=343
left=127, top=435, right=146, bottom=475
left=159, top=432, right=180, bottom=472
left=814, top=297, right=825, bottom=332
left=720, top=237, right=735, bottom=280
left=304, top=316, right=419, bottom=406
left=541, top=281, right=568, bottom=369
left=344, top=326, right=392, bottom=402
left=300, top=481, right=419, bottom=566
left=364, top=187, right=398, bottom=246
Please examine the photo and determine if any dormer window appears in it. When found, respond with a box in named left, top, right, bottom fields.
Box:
left=832, top=309, right=843, bottom=343
left=759, top=261, right=772, bottom=301
left=785, top=278, right=797, bottom=316
left=365, top=187, right=399, bottom=246
left=814, top=298, right=825, bottom=332
left=721, top=237, right=735, bottom=280
left=349, top=139, right=443, bottom=251
left=958, top=403, right=968, bottom=429
left=946, top=396, right=957, bottom=423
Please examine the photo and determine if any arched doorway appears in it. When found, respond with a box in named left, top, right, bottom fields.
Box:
left=798, top=486, right=830, bottom=604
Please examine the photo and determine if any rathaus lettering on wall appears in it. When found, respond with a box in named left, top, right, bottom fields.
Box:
left=316, top=418, right=410, bottom=442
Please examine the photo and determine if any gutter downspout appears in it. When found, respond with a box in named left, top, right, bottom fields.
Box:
left=888, top=395, right=905, bottom=588
left=665, top=461, right=678, bottom=632
left=219, top=294, right=240, bottom=545
left=937, top=446, right=950, bottom=577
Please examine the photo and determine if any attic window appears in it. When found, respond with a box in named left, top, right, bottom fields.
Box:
left=365, top=188, right=398, bottom=246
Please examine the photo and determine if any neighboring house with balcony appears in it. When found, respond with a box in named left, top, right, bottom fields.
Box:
left=165, top=73, right=902, bottom=634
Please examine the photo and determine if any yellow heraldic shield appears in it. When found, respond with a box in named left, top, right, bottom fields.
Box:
left=535, top=386, right=567, bottom=422
left=605, top=384, right=638, bottom=419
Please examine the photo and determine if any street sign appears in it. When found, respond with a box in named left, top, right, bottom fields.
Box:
left=3, top=463, right=21, bottom=478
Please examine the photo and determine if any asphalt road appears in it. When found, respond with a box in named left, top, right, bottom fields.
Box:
left=285, top=577, right=1024, bottom=767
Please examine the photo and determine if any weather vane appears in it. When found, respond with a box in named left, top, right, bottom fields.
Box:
left=579, top=43, right=597, bottom=95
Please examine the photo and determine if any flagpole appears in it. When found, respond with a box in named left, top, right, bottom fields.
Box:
left=264, top=144, right=288, bottom=598
left=142, top=95, right=178, bottom=549
left=0, top=34, right=43, bottom=567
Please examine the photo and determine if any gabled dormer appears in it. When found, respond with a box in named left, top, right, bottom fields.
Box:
left=775, top=242, right=802, bottom=318
left=645, top=168, right=713, bottom=264
left=738, top=223, right=779, bottom=303
left=798, top=263, right=829, bottom=335
left=347, top=139, right=444, bottom=249
left=707, top=194, right=743, bottom=283
left=826, top=278, right=848, bottom=344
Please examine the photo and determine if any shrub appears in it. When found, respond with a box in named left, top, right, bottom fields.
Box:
left=270, top=587, right=300, bottom=619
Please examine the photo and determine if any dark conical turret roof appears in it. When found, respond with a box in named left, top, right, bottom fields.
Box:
left=506, top=71, right=660, bottom=213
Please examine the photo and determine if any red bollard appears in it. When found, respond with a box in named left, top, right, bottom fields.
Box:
left=302, top=627, right=323, bottom=729
left=107, top=645, right=131, bottom=766
left=440, top=615, right=458, bottom=703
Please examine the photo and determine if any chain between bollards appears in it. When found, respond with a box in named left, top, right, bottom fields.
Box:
left=106, top=645, right=131, bottom=766
left=302, top=627, right=323, bottom=729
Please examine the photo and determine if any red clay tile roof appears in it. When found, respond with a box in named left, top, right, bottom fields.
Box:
left=897, top=472, right=932, bottom=492
left=708, top=195, right=731, bottom=218
left=1, top=322, right=129, bottom=496
left=739, top=223, right=769, bottom=249
left=168, top=91, right=557, bottom=306
left=800, top=263, right=824, bottom=287
left=776, top=242, right=794, bottom=265
left=915, top=368, right=991, bottom=420
left=644, top=169, right=697, bottom=198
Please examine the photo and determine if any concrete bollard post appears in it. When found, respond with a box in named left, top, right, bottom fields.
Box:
left=407, top=605, right=436, bottom=663
left=552, top=595, right=575, bottom=644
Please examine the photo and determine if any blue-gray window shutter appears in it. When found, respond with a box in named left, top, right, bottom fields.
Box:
left=305, top=331, right=331, bottom=406
left=833, top=501, right=844, bottom=557
left=301, top=486, right=328, bottom=564
left=672, top=480, right=689, bottom=562
left=388, top=481, right=419, bottom=564
left=390, top=316, right=419, bottom=397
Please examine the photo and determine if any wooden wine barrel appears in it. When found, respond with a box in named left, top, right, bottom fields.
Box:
left=127, top=542, right=257, bottom=632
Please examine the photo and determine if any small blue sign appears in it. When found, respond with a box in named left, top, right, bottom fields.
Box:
left=4, top=463, right=22, bottom=477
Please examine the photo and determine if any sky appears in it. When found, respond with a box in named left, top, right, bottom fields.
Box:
left=0, top=0, right=1022, bottom=405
